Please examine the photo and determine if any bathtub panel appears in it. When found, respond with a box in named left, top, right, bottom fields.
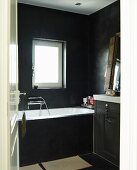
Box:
left=19, top=114, right=93, bottom=166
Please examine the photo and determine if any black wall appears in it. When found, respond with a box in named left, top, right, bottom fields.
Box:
left=88, top=1, right=120, bottom=94
left=18, top=1, right=120, bottom=110
left=18, top=4, right=89, bottom=110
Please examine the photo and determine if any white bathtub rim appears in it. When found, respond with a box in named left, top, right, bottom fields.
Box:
left=18, top=107, right=94, bottom=121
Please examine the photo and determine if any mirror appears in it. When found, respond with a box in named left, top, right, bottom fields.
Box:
left=104, top=33, right=120, bottom=96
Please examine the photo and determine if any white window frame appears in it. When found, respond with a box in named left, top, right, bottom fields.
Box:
left=32, top=39, right=63, bottom=89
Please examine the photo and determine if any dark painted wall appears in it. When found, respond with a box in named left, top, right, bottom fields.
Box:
left=88, top=1, right=120, bottom=94
left=18, top=4, right=89, bottom=110
left=18, top=1, right=120, bottom=110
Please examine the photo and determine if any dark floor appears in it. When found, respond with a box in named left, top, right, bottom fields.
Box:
left=79, top=153, right=119, bottom=170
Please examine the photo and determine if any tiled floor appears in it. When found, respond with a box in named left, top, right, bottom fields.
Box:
left=80, top=153, right=119, bottom=170
left=42, top=156, right=92, bottom=170
left=20, top=156, right=91, bottom=170
left=20, top=153, right=119, bottom=170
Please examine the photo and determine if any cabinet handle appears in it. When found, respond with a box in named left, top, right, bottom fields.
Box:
left=105, top=104, right=109, bottom=114
left=105, top=118, right=112, bottom=123
left=105, top=104, right=108, bottom=109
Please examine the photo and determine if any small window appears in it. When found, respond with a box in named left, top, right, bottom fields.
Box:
left=32, top=39, right=65, bottom=89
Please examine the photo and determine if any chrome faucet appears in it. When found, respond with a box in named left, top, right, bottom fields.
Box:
left=27, top=96, right=50, bottom=115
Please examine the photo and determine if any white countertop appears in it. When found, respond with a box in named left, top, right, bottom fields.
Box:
left=93, top=94, right=120, bottom=103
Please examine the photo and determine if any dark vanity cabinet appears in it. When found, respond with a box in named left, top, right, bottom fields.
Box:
left=94, top=100, right=120, bottom=166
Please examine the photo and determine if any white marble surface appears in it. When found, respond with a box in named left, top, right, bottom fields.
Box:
left=93, top=94, right=120, bottom=103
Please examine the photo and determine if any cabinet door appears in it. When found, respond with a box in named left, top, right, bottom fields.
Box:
left=94, top=101, right=120, bottom=166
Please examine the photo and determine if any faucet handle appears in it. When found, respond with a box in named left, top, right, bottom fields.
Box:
left=20, top=92, right=26, bottom=96
left=28, top=96, right=42, bottom=100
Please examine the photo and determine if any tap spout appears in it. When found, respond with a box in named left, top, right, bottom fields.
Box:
left=27, top=96, right=50, bottom=115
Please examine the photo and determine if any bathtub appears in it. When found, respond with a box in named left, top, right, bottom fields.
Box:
left=18, top=107, right=94, bottom=166
left=18, top=107, right=94, bottom=120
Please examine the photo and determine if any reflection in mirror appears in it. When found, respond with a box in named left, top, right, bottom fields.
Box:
left=113, top=59, right=120, bottom=91
left=104, top=33, right=120, bottom=96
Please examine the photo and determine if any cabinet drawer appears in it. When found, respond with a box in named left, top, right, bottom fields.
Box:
left=95, top=101, right=120, bottom=115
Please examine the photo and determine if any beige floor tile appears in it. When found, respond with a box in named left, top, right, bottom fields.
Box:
left=20, top=164, right=41, bottom=170
left=43, top=155, right=92, bottom=170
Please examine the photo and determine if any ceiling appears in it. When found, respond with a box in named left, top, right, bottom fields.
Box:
left=18, top=0, right=117, bottom=15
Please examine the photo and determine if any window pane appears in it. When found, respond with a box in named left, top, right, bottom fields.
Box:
left=35, top=45, right=59, bottom=83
